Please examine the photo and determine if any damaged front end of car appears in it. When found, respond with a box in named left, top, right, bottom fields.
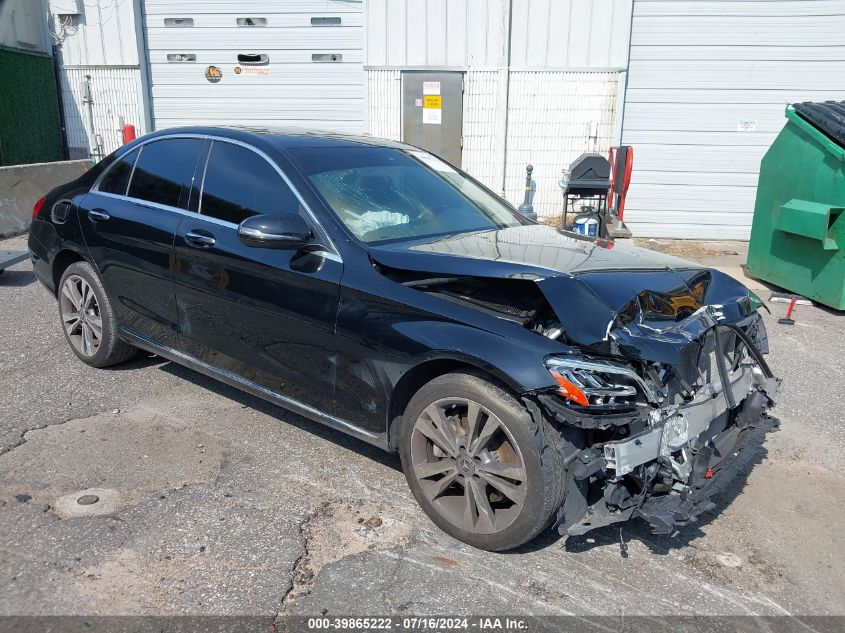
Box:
left=528, top=297, right=782, bottom=536
left=370, top=229, right=782, bottom=537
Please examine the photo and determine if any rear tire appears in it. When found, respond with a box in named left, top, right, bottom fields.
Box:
left=399, top=371, right=564, bottom=551
left=58, top=261, right=137, bottom=368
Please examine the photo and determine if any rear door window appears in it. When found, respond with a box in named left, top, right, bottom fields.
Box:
left=200, top=141, right=302, bottom=225
left=98, top=148, right=140, bottom=195
left=128, top=138, right=206, bottom=209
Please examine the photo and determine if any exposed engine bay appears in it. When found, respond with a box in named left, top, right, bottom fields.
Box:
left=379, top=268, right=563, bottom=337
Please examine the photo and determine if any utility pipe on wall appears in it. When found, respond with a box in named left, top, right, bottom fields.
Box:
left=81, top=74, right=105, bottom=161
left=494, top=0, right=513, bottom=197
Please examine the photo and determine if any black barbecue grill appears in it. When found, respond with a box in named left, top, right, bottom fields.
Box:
left=562, top=152, right=612, bottom=234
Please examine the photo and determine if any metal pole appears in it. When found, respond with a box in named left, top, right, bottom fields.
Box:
left=51, top=45, right=70, bottom=160
left=132, top=0, right=155, bottom=134
left=559, top=167, right=571, bottom=229
left=82, top=75, right=105, bottom=161
left=495, top=0, right=513, bottom=197
left=518, top=164, right=536, bottom=221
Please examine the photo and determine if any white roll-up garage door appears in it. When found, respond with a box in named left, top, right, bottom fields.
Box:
left=142, top=0, right=364, bottom=132
left=621, top=0, right=845, bottom=239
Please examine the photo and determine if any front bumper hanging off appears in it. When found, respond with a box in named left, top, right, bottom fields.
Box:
left=602, top=358, right=776, bottom=478
left=533, top=323, right=782, bottom=537
left=634, top=412, right=779, bottom=534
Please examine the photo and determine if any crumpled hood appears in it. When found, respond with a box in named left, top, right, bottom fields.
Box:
left=535, top=268, right=755, bottom=364
left=369, top=224, right=704, bottom=278
left=370, top=225, right=757, bottom=364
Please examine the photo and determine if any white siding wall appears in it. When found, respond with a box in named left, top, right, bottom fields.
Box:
left=621, top=0, right=845, bottom=239
left=365, top=0, right=631, bottom=69
left=365, top=0, right=506, bottom=68
left=509, top=0, right=631, bottom=69
left=461, top=71, right=501, bottom=192
left=49, top=0, right=148, bottom=158
left=504, top=71, right=619, bottom=217
left=0, top=0, right=50, bottom=53
left=59, top=68, right=146, bottom=156
left=367, top=69, right=402, bottom=140
left=143, top=0, right=365, bottom=132
left=49, top=0, right=141, bottom=66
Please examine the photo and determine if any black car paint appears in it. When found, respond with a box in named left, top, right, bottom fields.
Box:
left=29, top=127, right=760, bottom=452
left=81, top=190, right=186, bottom=349
left=172, top=212, right=343, bottom=414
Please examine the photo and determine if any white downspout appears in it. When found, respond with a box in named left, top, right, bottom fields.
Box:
left=132, top=0, right=154, bottom=134
left=495, top=0, right=513, bottom=197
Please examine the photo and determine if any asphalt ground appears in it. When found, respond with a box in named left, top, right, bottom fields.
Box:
left=1, top=233, right=843, bottom=624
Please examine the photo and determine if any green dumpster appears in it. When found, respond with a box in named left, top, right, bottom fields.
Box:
left=747, top=101, right=845, bottom=310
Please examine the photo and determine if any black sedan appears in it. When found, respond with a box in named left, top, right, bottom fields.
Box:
left=28, top=128, right=780, bottom=551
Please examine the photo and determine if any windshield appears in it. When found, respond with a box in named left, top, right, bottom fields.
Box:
left=288, top=146, right=526, bottom=244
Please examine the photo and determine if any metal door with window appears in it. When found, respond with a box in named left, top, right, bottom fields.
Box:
left=401, top=72, right=463, bottom=167
left=80, top=137, right=207, bottom=348
left=173, top=139, right=342, bottom=413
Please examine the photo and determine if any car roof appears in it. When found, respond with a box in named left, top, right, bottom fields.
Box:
left=142, top=125, right=414, bottom=152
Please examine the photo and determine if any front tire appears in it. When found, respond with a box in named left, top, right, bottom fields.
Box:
left=399, top=371, right=564, bottom=551
left=58, top=261, right=137, bottom=368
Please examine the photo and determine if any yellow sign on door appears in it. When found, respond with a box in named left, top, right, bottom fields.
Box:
left=423, top=95, right=442, bottom=109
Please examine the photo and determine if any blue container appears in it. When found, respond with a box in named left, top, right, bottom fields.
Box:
left=573, top=216, right=599, bottom=237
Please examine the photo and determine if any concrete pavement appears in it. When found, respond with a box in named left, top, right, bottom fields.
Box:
left=1, top=234, right=843, bottom=622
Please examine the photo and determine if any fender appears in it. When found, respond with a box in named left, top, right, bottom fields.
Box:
left=29, top=213, right=90, bottom=294
left=333, top=283, right=568, bottom=435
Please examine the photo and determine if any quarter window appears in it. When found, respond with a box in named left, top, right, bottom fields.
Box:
left=128, top=139, right=206, bottom=208
left=200, top=141, right=302, bottom=224
left=98, top=148, right=139, bottom=196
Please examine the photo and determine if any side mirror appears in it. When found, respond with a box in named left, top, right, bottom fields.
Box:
left=237, top=214, right=311, bottom=249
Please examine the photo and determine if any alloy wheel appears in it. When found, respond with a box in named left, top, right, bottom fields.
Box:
left=59, top=274, right=103, bottom=357
left=409, top=398, right=528, bottom=535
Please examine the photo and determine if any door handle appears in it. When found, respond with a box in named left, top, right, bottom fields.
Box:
left=185, top=230, right=216, bottom=248
left=88, top=208, right=110, bottom=222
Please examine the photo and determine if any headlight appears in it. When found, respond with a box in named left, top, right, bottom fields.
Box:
left=544, top=356, right=658, bottom=411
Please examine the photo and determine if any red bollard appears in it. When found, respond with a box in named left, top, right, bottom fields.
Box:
left=122, top=124, right=137, bottom=145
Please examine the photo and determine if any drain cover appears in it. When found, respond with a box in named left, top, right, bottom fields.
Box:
left=55, top=488, right=120, bottom=518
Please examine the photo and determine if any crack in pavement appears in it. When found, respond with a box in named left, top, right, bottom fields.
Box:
left=278, top=502, right=328, bottom=612
left=1, top=414, right=83, bottom=457
left=376, top=550, right=576, bottom=616
left=274, top=502, right=332, bottom=630
left=380, top=547, right=405, bottom=613
left=0, top=407, right=226, bottom=511
left=3, top=403, right=137, bottom=457
left=274, top=499, right=415, bottom=625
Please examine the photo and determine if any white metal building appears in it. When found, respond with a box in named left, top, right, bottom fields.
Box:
left=47, top=0, right=365, bottom=156
left=44, top=0, right=845, bottom=238
left=620, top=0, right=845, bottom=239
left=48, top=0, right=149, bottom=158
left=0, top=0, right=50, bottom=53
left=141, top=0, right=365, bottom=131
left=365, top=0, right=630, bottom=218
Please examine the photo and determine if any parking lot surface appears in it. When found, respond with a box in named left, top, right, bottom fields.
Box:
left=1, top=233, right=843, bottom=620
